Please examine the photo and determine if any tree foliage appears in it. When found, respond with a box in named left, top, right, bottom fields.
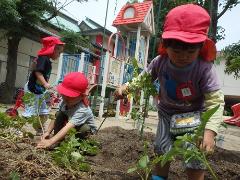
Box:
left=0, top=0, right=53, bottom=36
left=0, top=0, right=89, bottom=103
left=60, top=30, right=93, bottom=54
left=222, top=42, right=240, bottom=79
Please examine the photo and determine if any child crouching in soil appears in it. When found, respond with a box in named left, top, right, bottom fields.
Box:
left=37, top=72, right=97, bottom=149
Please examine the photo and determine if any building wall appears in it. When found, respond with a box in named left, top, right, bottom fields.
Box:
left=215, top=60, right=240, bottom=96
left=0, top=33, right=59, bottom=88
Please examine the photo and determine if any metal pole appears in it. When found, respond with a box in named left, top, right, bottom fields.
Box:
left=93, top=0, right=110, bottom=115
left=101, top=0, right=110, bottom=56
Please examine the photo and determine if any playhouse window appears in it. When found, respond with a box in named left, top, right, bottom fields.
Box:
left=123, top=7, right=135, bottom=19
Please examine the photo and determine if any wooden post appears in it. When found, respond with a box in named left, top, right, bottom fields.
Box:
left=79, top=52, right=85, bottom=72
left=99, top=52, right=110, bottom=119
left=135, top=25, right=141, bottom=60
left=56, top=53, right=63, bottom=84
left=144, top=34, right=150, bottom=68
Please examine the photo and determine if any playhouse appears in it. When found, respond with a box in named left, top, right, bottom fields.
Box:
left=56, top=1, right=155, bottom=118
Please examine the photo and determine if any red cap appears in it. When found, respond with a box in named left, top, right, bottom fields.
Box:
left=38, top=36, right=65, bottom=56
left=57, top=72, right=88, bottom=97
left=162, top=4, right=210, bottom=43
left=160, top=4, right=216, bottom=61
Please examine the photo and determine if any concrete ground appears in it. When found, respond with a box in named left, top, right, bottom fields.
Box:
left=1, top=104, right=239, bottom=152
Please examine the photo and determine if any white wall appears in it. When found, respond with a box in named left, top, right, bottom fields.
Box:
left=0, top=33, right=59, bottom=88
left=215, top=60, right=240, bottom=96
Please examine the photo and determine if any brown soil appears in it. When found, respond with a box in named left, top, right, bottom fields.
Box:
left=0, top=126, right=240, bottom=180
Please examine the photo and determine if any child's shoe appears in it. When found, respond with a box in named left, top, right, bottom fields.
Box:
left=152, top=175, right=167, bottom=180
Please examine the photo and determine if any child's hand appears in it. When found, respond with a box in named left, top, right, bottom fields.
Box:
left=113, top=85, right=128, bottom=100
left=37, top=139, right=53, bottom=149
left=43, top=83, right=51, bottom=89
left=200, top=129, right=216, bottom=154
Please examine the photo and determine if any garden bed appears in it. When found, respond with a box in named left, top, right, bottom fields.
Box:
left=0, top=126, right=240, bottom=179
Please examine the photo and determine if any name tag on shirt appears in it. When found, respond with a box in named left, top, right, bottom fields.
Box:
left=181, top=87, right=192, bottom=97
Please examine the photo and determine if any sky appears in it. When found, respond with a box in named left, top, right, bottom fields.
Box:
left=61, top=0, right=240, bottom=51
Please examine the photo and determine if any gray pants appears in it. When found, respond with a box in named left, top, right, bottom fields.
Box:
left=154, top=110, right=205, bottom=170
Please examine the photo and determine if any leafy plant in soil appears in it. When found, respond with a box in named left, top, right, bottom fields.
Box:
left=22, top=91, right=50, bottom=134
left=127, top=142, right=152, bottom=180
left=52, top=129, right=99, bottom=173
left=78, top=139, right=100, bottom=156
left=18, top=92, right=100, bottom=173
left=127, top=58, right=157, bottom=138
left=128, top=105, right=220, bottom=180
left=0, top=91, right=51, bottom=142
left=0, top=111, right=35, bottom=148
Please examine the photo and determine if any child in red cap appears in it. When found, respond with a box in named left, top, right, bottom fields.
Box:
left=115, top=4, right=224, bottom=180
left=37, top=72, right=97, bottom=149
left=22, top=36, right=64, bottom=135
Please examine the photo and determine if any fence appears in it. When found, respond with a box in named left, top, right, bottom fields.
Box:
left=59, top=54, right=81, bottom=82
left=58, top=53, right=107, bottom=86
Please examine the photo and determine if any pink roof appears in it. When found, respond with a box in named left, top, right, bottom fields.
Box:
left=112, top=1, right=152, bottom=26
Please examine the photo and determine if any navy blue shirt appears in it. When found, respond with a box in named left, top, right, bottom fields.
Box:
left=28, top=56, right=52, bottom=94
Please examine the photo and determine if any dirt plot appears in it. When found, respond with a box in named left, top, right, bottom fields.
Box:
left=0, top=126, right=240, bottom=180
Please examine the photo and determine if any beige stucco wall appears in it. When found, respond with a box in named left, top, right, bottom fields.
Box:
left=215, top=60, right=240, bottom=96
left=0, top=33, right=59, bottom=88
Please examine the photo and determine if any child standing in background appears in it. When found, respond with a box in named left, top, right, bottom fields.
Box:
left=22, top=36, right=64, bottom=135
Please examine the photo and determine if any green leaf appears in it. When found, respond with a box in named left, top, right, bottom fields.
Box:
left=61, top=30, right=93, bottom=53
left=23, top=131, right=34, bottom=139
left=138, top=155, right=149, bottom=168
left=127, top=167, right=138, bottom=173
left=220, top=122, right=228, bottom=129
left=201, top=105, right=220, bottom=122
left=173, top=139, right=184, bottom=147
left=195, top=105, right=220, bottom=138
left=9, top=171, right=20, bottom=180
left=79, top=162, right=90, bottom=172
left=160, top=148, right=178, bottom=167
left=71, top=151, right=83, bottom=161
left=222, top=41, right=240, bottom=79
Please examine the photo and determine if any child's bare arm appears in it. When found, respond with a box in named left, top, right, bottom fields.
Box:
left=201, top=129, right=216, bottom=153
left=49, top=122, right=74, bottom=144
left=41, top=120, right=55, bottom=139
left=35, top=72, right=50, bottom=89
left=37, top=122, right=75, bottom=149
